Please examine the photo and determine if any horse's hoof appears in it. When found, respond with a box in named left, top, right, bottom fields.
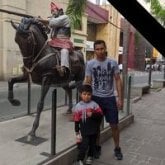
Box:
left=66, top=110, right=72, bottom=114
left=9, top=99, right=21, bottom=106
left=63, top=110, right=72, bottom=116
left=27, top=135, right=33, bottom=142
left=27, top=134, right=36, bottom=142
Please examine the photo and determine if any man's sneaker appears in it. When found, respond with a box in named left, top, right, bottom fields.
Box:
left=85, top=156, right=93, bottom=165
left=114, top=147, right=123, bottom=160
left=94, top=145, right=101, bottom=159
left=77, top=160, right=83, bottom=165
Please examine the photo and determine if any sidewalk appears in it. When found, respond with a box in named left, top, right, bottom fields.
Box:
left=0, top=81, right=165, bottom=164
left=94, top=88, right=165, bottom=165
left=0, top=106, right=76, bottom=165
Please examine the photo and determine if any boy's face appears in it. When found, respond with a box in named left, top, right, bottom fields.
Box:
left=80, top=91, right=92, bottom=103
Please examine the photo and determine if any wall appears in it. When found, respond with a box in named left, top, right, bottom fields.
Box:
left=96, top=5, right=120, bottom=60
left=0, top=0, right=26, bottom=80
left=0, top=3, right=3, bottom=79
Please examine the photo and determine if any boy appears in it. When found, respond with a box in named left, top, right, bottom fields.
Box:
left=73, top=84, right=103, bottom=165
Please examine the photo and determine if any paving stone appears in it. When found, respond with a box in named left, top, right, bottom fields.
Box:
left=93, top=88, right=165, bottom=165
left=0, top=85, right=165, bottom=165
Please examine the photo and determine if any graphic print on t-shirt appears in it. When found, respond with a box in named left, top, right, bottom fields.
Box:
left=92, top=62, right=114, bottom=95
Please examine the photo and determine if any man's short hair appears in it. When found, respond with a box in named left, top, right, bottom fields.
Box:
left=79, top=84, right=92, bottom=94
left=93, top=40, right=106, bottom=49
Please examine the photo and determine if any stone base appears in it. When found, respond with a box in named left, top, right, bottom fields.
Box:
left=131, top=83, right=150, bottom=97
left=152, top=79, right=165, bottom=88
left=16, top=136, right=47, bottom=146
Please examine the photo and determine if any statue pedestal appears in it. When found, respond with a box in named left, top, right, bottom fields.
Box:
left=16, top=136, right=47, bottom=146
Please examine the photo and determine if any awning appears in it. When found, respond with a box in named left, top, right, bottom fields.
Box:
left=86, top=1, right=109, bottom=24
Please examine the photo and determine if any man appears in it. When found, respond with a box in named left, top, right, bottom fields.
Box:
left=39, top=2, right=73, bottom=77
left=84, top=40, right=123, bottom=160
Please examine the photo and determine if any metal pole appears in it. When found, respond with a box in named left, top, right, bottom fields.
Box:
left=51, top=89, right=57, bottom=155
left=76, top=88, right=79, bottom=103
left=148, top=58, right=152, bottom=87
left=126, top=75, right=132, bottom=115
left=122, top=20, right=129, bottom=98
left=27, top=78, right=31, bottom=115
left=64, top=91, right=68, bottom=105
left=164, top=63, right=165, bottom=79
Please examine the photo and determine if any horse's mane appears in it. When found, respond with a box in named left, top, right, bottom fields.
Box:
left=17, top=17, right=49, bottom=40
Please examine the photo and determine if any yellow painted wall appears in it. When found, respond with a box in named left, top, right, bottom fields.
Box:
left=96, top=5, right=121, bottom=61
left=152, top=48, right=159, bottom=58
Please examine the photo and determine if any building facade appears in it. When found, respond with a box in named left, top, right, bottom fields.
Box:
left=86, top=1, right=121, bottom=61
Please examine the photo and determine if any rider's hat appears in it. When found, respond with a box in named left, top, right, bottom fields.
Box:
left=50, top=2, right=62, bottom=12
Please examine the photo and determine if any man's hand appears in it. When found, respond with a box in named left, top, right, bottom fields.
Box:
left=35, top=17, right=49, bottom=26
left=117, top=97, right=123, bottom=110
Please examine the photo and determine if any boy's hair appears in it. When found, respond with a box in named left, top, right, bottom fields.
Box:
left=79, top=84, right=92, bottom=94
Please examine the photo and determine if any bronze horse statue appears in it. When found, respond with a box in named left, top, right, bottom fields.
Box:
left=8, top=17, right=85, bottom=139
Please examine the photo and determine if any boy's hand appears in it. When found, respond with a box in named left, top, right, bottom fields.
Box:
left=87, top=111, right=92, bottom=117
left=76, top=134, right=82, bottom=144
left=86, top=109, right=92, bottom=117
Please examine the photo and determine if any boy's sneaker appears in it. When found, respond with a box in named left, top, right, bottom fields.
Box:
left=94, top=145, right=101, bottom=159
left=85, top=156, right=93, bottom=165
left=77, top=160, right=83, bottom=165
left=114, top=147, right=123, bottom=160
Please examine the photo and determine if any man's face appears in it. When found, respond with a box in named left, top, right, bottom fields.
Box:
left=94, top=43, right=106, bottom=60
left=51, top=9, right=58, bottom=17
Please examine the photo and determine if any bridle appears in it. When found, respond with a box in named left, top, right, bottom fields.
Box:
left=21, top=26, right=59, bottom=82
left=15, top=20, right=59, bottom=82
left=22, top=29, right=38, bottom=62
left=22, top=29, right=47, bottom=72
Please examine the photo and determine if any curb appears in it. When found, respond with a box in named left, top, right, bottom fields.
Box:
left=42, top=114, right=134, bottom=165
left=132, top=96, right=141, bottom=103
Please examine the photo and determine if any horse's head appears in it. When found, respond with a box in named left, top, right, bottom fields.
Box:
left=11, top=17, right=49, bottom=60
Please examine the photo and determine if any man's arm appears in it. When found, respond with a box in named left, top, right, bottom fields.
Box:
left=49, top=15, right=69, bottom=27
left=83, top=75, right=92, bottom=85
left=37, top=15, right=68, bottom=27
left=36, top=18, right=49, bottom=26
left=114, top=73, right=123, bottom=110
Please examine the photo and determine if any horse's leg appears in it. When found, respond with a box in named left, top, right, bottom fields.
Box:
left=63, top=87, right=73, bottom=114
left=28, top=76, right=51, bottom=139
left=8, top=75, right=27, bottom=106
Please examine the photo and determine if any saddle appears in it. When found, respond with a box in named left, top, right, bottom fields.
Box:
left=51, top=47, right=82, bottom=80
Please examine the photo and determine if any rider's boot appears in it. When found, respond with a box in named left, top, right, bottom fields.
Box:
left=57, top=66, right=70, bottom=77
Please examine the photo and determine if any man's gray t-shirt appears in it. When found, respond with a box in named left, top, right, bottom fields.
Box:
left=85, top=58, right=120, bottom=97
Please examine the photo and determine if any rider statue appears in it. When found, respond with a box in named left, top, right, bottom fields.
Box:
left=39, top=2, right=73, bottom=77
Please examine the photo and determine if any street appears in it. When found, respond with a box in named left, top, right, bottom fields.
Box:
left=130, top=70, right=164, bottom=84
left=0, top=84, right=77, bottom=121
left=0, top=71, right=164, bottom=121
